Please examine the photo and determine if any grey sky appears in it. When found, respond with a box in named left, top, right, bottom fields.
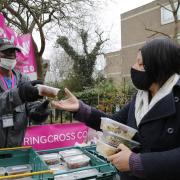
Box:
left=96, top=0, right=154, bottom=52
left=38, top=0, right=154, bottom=59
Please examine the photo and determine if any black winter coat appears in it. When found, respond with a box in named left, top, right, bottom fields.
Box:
left=0, top=70, right=46, bottom=148
left=76, top=80, right=180, bottom=180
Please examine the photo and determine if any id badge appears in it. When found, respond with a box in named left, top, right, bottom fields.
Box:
left=2, top=114, right=14, bottom=128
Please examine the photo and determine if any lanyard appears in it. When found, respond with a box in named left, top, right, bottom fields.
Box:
left=0, top=72, right=15, bottom=90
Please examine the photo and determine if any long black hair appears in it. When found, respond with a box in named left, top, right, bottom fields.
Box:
left=141, top=37, right=180, bottom=86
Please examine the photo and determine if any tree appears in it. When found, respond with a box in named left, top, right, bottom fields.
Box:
left=56, top=29, right=107, bottom=90
left=50, top=50, right=73, bottom=83
left=0, top=0, right=98, bottom=80
left=145, top=0, right=180, bottom=41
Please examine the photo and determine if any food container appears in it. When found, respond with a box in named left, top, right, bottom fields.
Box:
left=64, top=154, right=90, bottom=169
left=6, top=164, right=32, bottom=175
left=49, top=163, right=67, bottom=173
left=102, top=131, right=140, bottom=148
left=54, top=169, right=99, bottom=180
left=40, top=153, right=60, bottom=165
left=96, top=140, right=119, bottom=158
left=36, top=84, right=60, bottom=98
left=101, top=117, right=137, bottom=139
left=0, top=167, right=6, bottom=176
left=54, top=173, right=74, bottom=180
left=59, top=149, right=83, bottom=159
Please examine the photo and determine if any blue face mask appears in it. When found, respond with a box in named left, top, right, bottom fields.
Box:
left=130, top=68, right=153, bottom=90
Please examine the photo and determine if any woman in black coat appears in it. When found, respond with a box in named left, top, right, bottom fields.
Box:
left=52, top=37, right=180, bottom=180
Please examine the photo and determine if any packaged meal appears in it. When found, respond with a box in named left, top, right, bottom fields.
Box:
left=6, top=164, right=32, bottom=175
left=54, top=169, right=99, bottom=180
left=54, top=173, right=74, bottom=180
left=36, top=84, right=60, bottom=98
left=40, top=153, right=60, bottom=165
left=102, top=131, right=140, bottom=148
left=0, top=167, right=6, bottom=176
left=49, top=163, right=67, bottom=173
left=96, top=140, right=119, bottom=158
left=100, top=117, right=137, bottom=139
left=64, top=154, right=90, bottom=169
left=59, top=149, right=83, bottom=159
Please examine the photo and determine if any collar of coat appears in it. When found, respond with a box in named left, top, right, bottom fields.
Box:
left=138, top=78, right=180, bottom=127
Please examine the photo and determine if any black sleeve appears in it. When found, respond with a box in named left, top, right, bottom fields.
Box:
left=141, top=147, right=180, bottom=179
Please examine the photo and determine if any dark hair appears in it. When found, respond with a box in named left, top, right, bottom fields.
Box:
left=141, top=37, right=180, bottom=86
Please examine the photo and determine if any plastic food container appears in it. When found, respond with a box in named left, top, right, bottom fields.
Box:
left=59, top=149, right=83, bottom=159
left=54, top=173, right=74, bottom=180
left=6, top=164, right=32, bottom=175
left=96, top=140, right=119, bottom=158
left=102, top=131, right=140, bottom=148
left=0, top=167, right=6, bottom=176
left=100, top=117, right=137, bottom=139
left=36, top=84, right=60, bottom=98
left=64, top=154, right=90, bottom=169
left=54, top=169, right=99, bottom=180
left=40, top=153, right=60, bottom=165
left=49, top=163, right=67, bottom=173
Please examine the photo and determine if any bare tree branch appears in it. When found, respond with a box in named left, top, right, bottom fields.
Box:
left=18, top=0, right=45, bottom=56
left=157, top=2, right=173, bottom=12
left=4, top=2, right=28, bottom=33
left=145, top=27, right=171, bottom=38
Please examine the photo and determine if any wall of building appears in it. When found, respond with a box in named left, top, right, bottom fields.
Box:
left=104, top=50, right=122, bottom=85
left=121, top=0, right=180, bottom=76
left=104, top=0, right=180, bottom=86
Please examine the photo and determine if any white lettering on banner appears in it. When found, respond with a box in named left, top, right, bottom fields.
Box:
left=54, top=135, right=59, bottom=142
left=47, top=135, right=53, bottom=143
left=29, top=66, right=34, bottom=72
left=23, top=66, right=29, bottom=73
left=77, top=131, right=88, bottom=139
left=0, top=28, right=4, bottom=36
left=21, top=41, right=30, bottom=55
left=23, top=131, right=88, bottom=146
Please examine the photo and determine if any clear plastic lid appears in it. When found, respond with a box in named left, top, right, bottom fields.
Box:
left=0, top=167, right=6, bottom=176
left=49, top=164, right=67, bottom=174
left=102, top=131, right=140, bottom=148
left=64, top=154, right=90, bottom=164
left=6, top=164, right=32, bottom=175
left=40, top=153, right=60, bottom=165
left=59, top=149, right=83, bottom=159
left=54, top=173, right=74, bottom=180
left=96, top=140, right=119, bottom=158
left=100, top=117, right=137, bottom=139
left=71, top=169, right=99, bottom=179
left=64, top=154, right=90, bottom=169
left=54, top=169, right=99, bottom=180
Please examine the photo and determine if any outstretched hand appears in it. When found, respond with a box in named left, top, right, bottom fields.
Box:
left=51, top=88, right=79, bottom=112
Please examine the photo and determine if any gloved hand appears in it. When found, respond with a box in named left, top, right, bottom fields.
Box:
left=29, top=100, right=51, bottom=124
left=31, top=80, right=43, bottom=86
left=18, top=80, right=43, bottom=102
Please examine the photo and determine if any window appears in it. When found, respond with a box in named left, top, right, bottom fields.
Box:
left=161, top=2, right=180, bottom=25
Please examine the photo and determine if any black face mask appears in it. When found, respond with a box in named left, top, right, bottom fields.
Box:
left=130, top=68, right=153, bottom=90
